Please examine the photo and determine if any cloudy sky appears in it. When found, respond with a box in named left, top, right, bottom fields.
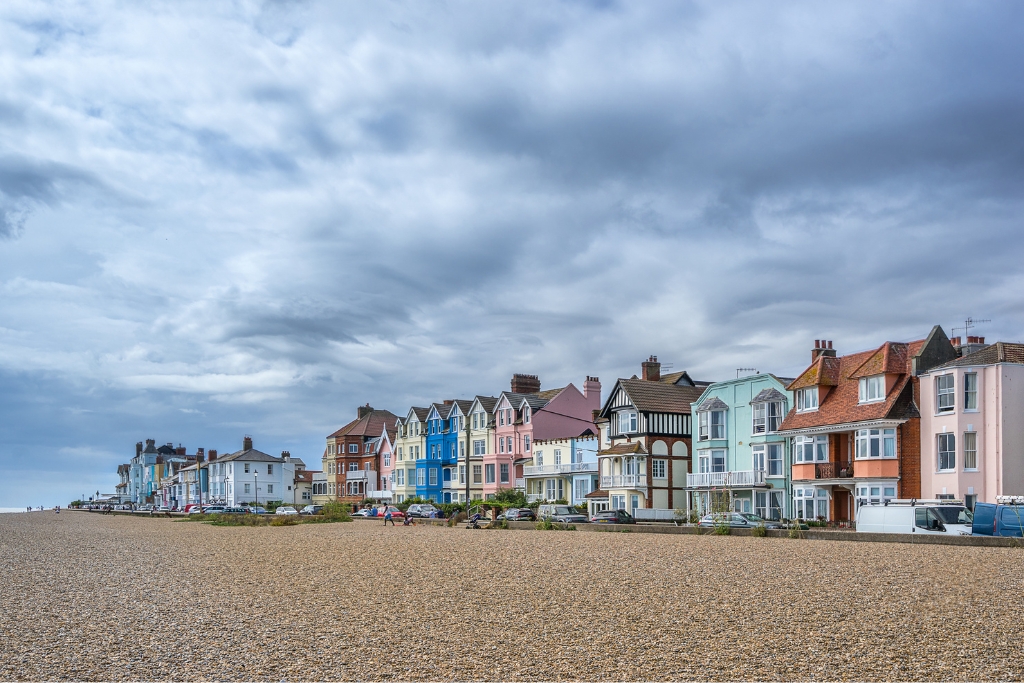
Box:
left=1, top=1, right=1022, bottom=505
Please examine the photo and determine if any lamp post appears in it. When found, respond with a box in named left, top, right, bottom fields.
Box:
left=254, top=470, right=258, bottom=512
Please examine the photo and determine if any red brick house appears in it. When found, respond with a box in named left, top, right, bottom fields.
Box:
left=323, top=404, right=398, bottom=505
left=778, top=327, right=956, bottom=522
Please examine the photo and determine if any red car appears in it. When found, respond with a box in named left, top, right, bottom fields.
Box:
left=382, top=506, right=404, bottom=519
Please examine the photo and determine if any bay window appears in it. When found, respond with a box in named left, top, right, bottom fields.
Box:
left=697, top=449, right=726, bottom=473
left=753, top=443, right=784, bottom=475
left=855, top=428, right=896, bottom=459
left=856, top=484, right=896, bottom=506
left=698, top=410, right=726, bottom=440
left=794, top=487, right=827, bottom=520
left=752, top=401, right=784, bottom=434
left=793, top=435, right=828, bottom=463
left=618, top=410, right=638, bottom=434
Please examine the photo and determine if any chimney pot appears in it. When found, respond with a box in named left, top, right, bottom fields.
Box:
left=510, top=373, right=541, bottom=394
left=282, top=450, right=290, bottom=461
left=243, top=435, right=253, bottom=451
left=827, top=340, right=832, bottom=350
left=443, top=399, right=454, bottom=406
left=208, top=449, right=217, bottom=460
left=979, top=336, right=985, bottom=344
left=815, top=340, right=821, bottom=349
left=357, top=404, right=374, bottom=419
left=641, top=357, right=662, bottom=382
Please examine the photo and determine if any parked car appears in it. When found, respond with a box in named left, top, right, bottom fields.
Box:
left=538, top=504, right=589, bottom=524
left=275, top=506, right=298, bottom=516
left=504, top=508, right=536, bottom=521
left=224, top=507, right=248, bottom=514
left=971, top=501, right=1023, bottom=537
left=137, top=504, right=154, bottom=512
left=406, top=504, right=439, bottom=518
left=698, top=512, right=782, bottom=529
left=157, top=506, right=171, bottom=512
left=591, top=510, right=636, bottom=524
left=202, top=505, right=228, bottom=515
left=383, top=506, right=405, bottom=519
left=245, top=506, right=268, bottom=515
left=352, top=508, right=376, bottom=518
left=856, top=501, right=972, bottom=535
left=299, top=505, right=324, bottom=516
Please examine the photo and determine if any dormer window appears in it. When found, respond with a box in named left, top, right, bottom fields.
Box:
left=524, top=407, right=531, bottom=424
left=697, top=410, right=725, bottom=440
left=858, top=375, right=885, bottom=403
left=796, top=388, right=818, bottom=412
left=752, top=401, right=784, bottom=434
left=936, top=374, right=955, bottom=413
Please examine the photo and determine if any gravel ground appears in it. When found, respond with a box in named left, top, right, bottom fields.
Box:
left=0, top=512, right=1021, bottom=681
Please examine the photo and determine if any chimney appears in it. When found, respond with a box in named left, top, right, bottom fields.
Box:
left=281, top=450, right=291, bottom=461
left=811, top=340, right=837, bottom=362
left=196, top=451, right=204, bottom=463
left=146, top=439, right=155, bottom=448
left=641, top=356, right=661, bottom=382
left=175, top=446, right=186, bottom=456
left=243, top=435, right=253, bottom=451
left=510, top=374, right=541, bottom=394
left=208, top=449, right=217, bottom=461
left=197, top=447, right=205, bottom=460
left=583, top=376, right=602, bottom=408
left=136, top=442, right=143, bottom=457
left=357, top=403, right=373, bottom=419
left=443, top=399, right=454, bottom=406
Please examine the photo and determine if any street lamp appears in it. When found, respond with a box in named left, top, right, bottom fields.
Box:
left=254, top=470, right=258, bottom=511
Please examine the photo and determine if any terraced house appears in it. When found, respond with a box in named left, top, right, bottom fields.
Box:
left=688, top=373, right=794, bottom=520
left=595, top=357, right=710, bottom=514
left=323, top=404, right=398, bottom=504
left=419, top=400, right=472, bottom=503
left=778, top=328, right=956, bottom=523
left=524, top=434, right=600, bottom=504
left=455, top=396, right=497, bottom=502
left=390, top=407, right=428, bottom=504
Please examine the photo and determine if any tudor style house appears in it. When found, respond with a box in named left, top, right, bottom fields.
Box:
left=487, top=374, right=601, bottom=500
left=688, top=373, right=794, bottom=520
left=919, top=339, right=1024, bottom=508
left=323, top=404, right=398, bottom=505
left=595, top=356, right=711, bottom=513
left=778, top=328, right=957, bottom=522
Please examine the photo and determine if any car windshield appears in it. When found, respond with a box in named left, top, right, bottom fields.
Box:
left=740, top=513, right=765, bottom=522
left=933, top=506, right=973, bottom=525
left=553, top=506, right=574, bottom=515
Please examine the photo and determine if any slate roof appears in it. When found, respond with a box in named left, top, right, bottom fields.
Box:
left=328, top=409, right=399, bottom=440
left=695, top=396, right=729, bottom=412
left=498, top=391, right=550, bottom=412
left=473, top=396, right=498, bottom=413
left=750, top=387, right=787, bottom=404
left=599, top=441, right=649, bottom=456
left=213, top=448, right=283, bottom=464
left=932, top=342, right=1024, bottom=369
left=615, top=377, right=706, bottom=414
left=779, top=340, right=924, bottom=432
left=444, top=400, right=475, bottom=418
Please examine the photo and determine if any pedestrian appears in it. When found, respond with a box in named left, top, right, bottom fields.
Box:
left=383, top=507, right=394, bottom=526
left=403, top=513, right=411, bottom=526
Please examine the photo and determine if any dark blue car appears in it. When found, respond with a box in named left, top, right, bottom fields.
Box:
left=971, top=503, right=1024, bottom=537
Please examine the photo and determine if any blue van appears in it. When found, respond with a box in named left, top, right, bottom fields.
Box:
left=971, top=502, right=1024, bottom=537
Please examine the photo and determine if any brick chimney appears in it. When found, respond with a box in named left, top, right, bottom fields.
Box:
left=243, top=435, right=253, bottom=451
left=583, top=376, right=601, bottom=408
left=443, top=399, right=454, bottom=406
left=511, top=374, right=541, bottom=394
left=281, top=450, right=291, bottom=461
left=811, top=340, right=837, bottom=362
left=358, top=403, right=373, bottom=419
left=641, top=356, right=661, bottom=382
left=208, top=449, right=217, bottom=461
left=175, top=445, right=186, bottom=456
left=136, top=442, right=143, bottom=457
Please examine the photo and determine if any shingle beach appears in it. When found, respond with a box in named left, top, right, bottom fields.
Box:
left=0, top=511, right=1020, bottom=681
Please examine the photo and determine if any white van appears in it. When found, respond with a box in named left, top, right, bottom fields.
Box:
left=856, top=500, right=973, bottom=536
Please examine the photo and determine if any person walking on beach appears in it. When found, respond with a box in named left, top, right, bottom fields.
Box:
left=383, top=507, right=394, bottom=526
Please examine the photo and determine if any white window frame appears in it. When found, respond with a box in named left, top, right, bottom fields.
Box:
left=796, top=387, right=818, bottom=412
left=936, top=374, right=955, bottom=413
left=752, top=401, right=784, bottom=434
left=500, top=463, right=509, bottom=484
left=964, top=431, right=978, bottom=471
left=858, top=375, right=885, bottom=403
left=793, top=435, right=828, bottom=463
left=855, top=428, right=897, bottom=460
left=618, top=410, right=638, bottom=435
left=416, top=469, right=425, bottom=487
left=937, top=433, right=956, bottom=472
left=485, top=464, right=496, bottom=484
left=428, top=468, right=438, bottom=487
left=964, top=372, right=978, bottom=411
left=652, top=459, right=667, bottom=479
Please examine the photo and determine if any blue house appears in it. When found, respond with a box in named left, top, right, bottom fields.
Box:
left=415, top=400, right=472, bottom=503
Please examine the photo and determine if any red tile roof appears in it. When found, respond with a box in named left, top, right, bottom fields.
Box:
left=599, top=441, right=649, bottom=456
left=780, top=340, right=923, bottom=431
left=328, top=409, right=399, bottom=440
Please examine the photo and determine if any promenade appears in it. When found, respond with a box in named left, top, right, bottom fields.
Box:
left=0, top=511, right=1019, bottom=681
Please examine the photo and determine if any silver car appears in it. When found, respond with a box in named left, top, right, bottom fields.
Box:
left=698, top=512, right=781, bottom=529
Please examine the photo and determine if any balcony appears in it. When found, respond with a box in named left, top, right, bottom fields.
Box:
left=345, top=470, right=378, bottom=483
left=514, top=478, right=525, bottom=489
left=601, top=474, right=648, bottom=489
left=526, top=494, right=544, bottom=503
left=686, top=470, right=767, bottom=489
left=523, top=462, right=598, bottom=477
left=815, top=461, right=854, bottom=479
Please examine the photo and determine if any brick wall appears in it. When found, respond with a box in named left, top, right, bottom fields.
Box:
left=900, top=417, right=922, bottom=499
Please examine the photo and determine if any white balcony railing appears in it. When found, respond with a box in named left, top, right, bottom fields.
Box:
left=514, top=478, right=525, bottom=489
left=526, top=494, right=544, bottom=503
left=686, top=470, right=767, bottom=488
left=523, top=462, right=598, bottom=477
left=601, top=474, right=648, bottom=489
left=345, top=470, right=377, bottom=483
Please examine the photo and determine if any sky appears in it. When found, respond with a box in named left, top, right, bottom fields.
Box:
left=1, top=1, right=1023, bottom=506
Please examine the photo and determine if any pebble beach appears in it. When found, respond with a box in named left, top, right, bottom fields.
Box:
left=0, top=511, right=1021, bottom=681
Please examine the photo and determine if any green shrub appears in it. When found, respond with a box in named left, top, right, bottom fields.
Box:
left=269, top=515, right=300, bottom=526
left=713, top=523, right=731, bottom=535
left=535, top=518, right=575, bottom=531
left=751, top=523, right=767, bottom=538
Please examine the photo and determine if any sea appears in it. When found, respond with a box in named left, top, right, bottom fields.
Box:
left=0, top=507, right=31, bottom=513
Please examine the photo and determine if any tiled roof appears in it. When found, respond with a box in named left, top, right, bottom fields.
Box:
left=294, top=471, right=314, bottom=483
left=779, top=340, right=924, bottom=432
left=585, top=489, right=610, bottom=499
left=788, top=355, right=842, bottom=390
left=445, top=400, right=474, bottom=418
left=328, top=409, right=399, bottom=439
left=695, top=396, right=729, bottom=412
left=410, top=407, right=430, bottom=422
left=498, top=391, right=550, bottom=412
left=750, top=387, right=787, bottom=404
left=617, top=378, right=705, bottom=414
left=474, top=396, right=498, bottom=413
left=536, top=386, right=565, bottom=401
left=214, top=448, right=282, bottom=463
left=599, top=441, right=649, bottom=456
left=932, top=342, right=1024, bottom=369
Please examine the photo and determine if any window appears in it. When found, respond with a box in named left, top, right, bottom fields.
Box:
left=858, top=375, right=885, bottom=403
left=472, top=440, right=484, bottom=456
left=506, top=436, right=513, bottom=453
left=397, top=447, right=403, bottom=462
left=499, top=410, right=504, bottom=426
left=796, top=388, right=818, bottom=412
left=472, top=413, right=478, bottom=429
left=937, top=433, right=956, bottom=471
left=697, top=450, right=726, bottom=473
left=472, top=465, right=482, bottom=484
left=652, top=459, right=667, bottom=479
left=698, top=410, right=725, bottom=440
left=793, top=435, right=828, bottom=463
left=617, top=411, right=638, bottom=434
left=485, top=464, right=496, bottom=484
left=535, top=450, right=544, bottom=466
left=964, top=373, right=978, bottom=411
left=244, top=464, right=250, bottom=474
left=450, top=443, right=457, bottom=460
left=545, top=479, right=556, bottom=501
left=856, top=484, right=896, bottom=506
left=349, top=444, right=358, bottom=453
left=416, top=469, right=425, bottom=487
left=498, top=438, right=504, bottom=454
left=365, top=461, right=372, bottom=470
left=964, top=431, right=977, bottom=470
left=244, top=483, right=251, bottom=494
left=752, top=401, right=784, bottom=434
left=507, top=409, right=513, bottom=424
left=396, top=470, right=404, bottom=486
left=428, top=469, right=438, bottom=486
left=574, top=478, right=590, bottom=502
left=267, top=484, right=273, bottom=494
left=524, top=435, right=530, bottom=452
left=755, top=490, right=784, bottom=521
left=936, top=375, right=955, bottom=413
left=524, top=407, right=530, bottom=424
left=855, top=429, right=896, bottom=459
left=554, top=449, right=562, bottom=465
left=500, top=463, right=509, bottom=484
left=767, top=443, right=783, bottom=476
left=384, top=452, right=391, bottom=468
left=349, top=462, right=358, bottom=472
left=794, top=488, right=828, bottom=520
left=459, top=465, right=466, bottom=484
left=752, top=446, right=765, bottom=472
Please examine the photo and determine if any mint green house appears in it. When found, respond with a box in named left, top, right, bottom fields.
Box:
left=688, top=373, right=794, bottom=520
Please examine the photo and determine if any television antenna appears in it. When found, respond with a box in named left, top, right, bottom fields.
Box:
left=951, top=317, right=990, bottom=338
left=736, top=368, right=758, bottom=378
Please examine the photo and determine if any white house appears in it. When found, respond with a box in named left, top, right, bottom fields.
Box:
left=209, top=437, right=299, bottom=507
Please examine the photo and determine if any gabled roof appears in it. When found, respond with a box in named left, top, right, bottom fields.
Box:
left=658, top=370, right=711, bottom=387
left=404, top=407, right=429, bottom=423
left=605, top=377, right=706, bottom=415
left=444, top=400, right=474, bottom=419
left=212, top=448, right=283, bottom=464
left=495, top=391, right=550, bottom=413
left=750, top=387, right=787, bottom=404
left=599, top=441, right=649, bottom=456
left=931, top=342, right=1024, bottom=369
left=695, top=396, right=729, bottom=412
left=779, top=340, right=925, bottom=432
left=328, top=409, right=399, bottom=440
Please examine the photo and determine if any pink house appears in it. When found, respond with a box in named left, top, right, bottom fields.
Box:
left=919, top=339, right=1024, bottom=509
left=373, top=424, right=395, bottom=502
left=485, top=373, right=601, bottom=498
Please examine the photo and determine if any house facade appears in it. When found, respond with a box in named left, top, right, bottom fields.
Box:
left=391, top=408, right=427, bottom=504
left=523, top=434, right=600, bottom=504
left=778, top=329, right=957, bottom=522
left=688, top=374, right=794, bottom=520
left=596, top=357, right=708, bottom=513
left=454, top=396, right=496, bottom=502
left=323, top=404, right=398, bottom=505
left=215, top=437, right=299, bottom=507
left=370, top=425, right=395, bottom=502
left=919, top=340, right=1024, bottom=508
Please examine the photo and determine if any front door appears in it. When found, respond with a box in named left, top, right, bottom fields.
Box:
left=833, top=489, right=851, bottom=522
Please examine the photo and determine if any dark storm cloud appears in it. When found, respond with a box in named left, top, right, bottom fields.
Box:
left=1, top=1, right=1023, bottom=504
